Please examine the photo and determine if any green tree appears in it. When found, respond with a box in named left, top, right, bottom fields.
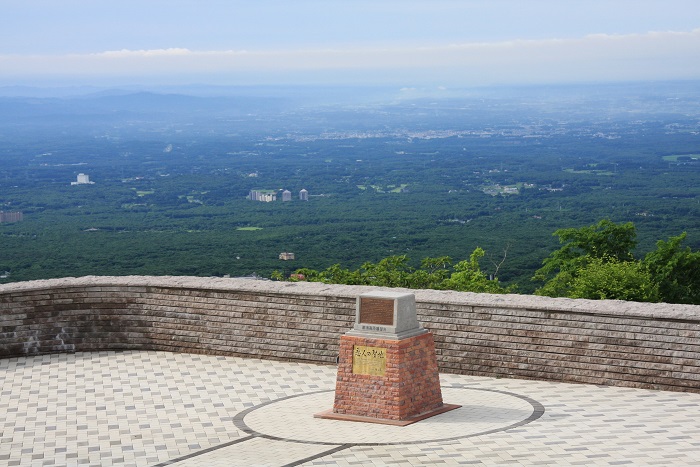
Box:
left=408, top=256, right=453, bottom=289
left=359, top=255, right=414, bottom=288
left=442, top=248, right=512, bottom=293
left=534, top=220, right=700, bottom=304
left=566, top=256, right=659, bottom=302
left=318, top=264, right=362, bottom=285
left=533, top=219, right=638, bottom=298
left=270, top=270, right=284, bottom=281
left=643, top=233, right=700, bottom=304
left=290, top=250, right=510, bottom=293
left=534, top=219, right=636, bottom=282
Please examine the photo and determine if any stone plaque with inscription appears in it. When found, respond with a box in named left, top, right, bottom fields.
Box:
left=359, top=297, right=394, bottom=326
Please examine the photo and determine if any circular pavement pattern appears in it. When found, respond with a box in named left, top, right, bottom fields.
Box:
left=236, top=386, right=544, bottom=446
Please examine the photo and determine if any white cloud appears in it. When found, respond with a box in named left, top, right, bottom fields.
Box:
left=1, top=29, right=699, bottom=85
left=96, top=48, right=195, bottom=57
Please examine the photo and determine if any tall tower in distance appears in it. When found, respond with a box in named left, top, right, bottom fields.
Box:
left=299, top=189, right=309, bottom=201
left=282, top=190, right=292, bottom=202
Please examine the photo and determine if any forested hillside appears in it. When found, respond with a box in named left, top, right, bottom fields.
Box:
left=1, top=82, right=699, bottom=295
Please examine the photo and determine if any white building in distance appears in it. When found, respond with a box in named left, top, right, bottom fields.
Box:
left=248, top=189, right=276, bottom=202
left=282, top=190, right=292, bottom=202
left=299, top=189, right=309, bottom=201
left=71, top=173, right=94, bottom=185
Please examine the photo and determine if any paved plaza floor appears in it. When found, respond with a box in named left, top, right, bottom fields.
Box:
left=1, top=350, right=699, bottom=466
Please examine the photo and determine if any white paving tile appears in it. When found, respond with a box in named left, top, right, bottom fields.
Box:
left=1, top=351, right=699, bottom=466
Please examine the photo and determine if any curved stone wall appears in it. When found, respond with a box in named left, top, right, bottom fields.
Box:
left=1, top=276, right=699, bottom=393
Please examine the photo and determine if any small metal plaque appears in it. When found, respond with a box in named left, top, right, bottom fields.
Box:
left=352, top=345, right=387, bottom=376
left=359, top=297, right=394, bottom=326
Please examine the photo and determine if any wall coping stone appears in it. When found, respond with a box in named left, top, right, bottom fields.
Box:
left=1, top=275, right=698, bottom=322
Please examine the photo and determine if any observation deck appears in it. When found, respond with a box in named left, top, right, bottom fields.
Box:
left=1, top=276, right=699, bottom=465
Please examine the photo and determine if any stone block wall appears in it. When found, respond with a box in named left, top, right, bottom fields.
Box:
left=0, top=278, right=355, bottom=364
left=1, top=276, right=699, bottom=393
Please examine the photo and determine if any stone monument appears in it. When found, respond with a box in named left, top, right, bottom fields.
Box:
left=315, top=291, right=460, bottom=426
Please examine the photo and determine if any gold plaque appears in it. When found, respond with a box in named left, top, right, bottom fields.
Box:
left=352, top=345, right=387, bottom=376
left=359, top=297, right=394, bottom=325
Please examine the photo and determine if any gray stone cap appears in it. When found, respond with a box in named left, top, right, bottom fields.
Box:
left=347, top=291, right=424, bottom=340
left=1, top=275, right=699, bottom=321
left=357, top=290, right=415, bottom=300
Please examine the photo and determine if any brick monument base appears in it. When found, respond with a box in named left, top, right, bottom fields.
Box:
left=315, top=332, right=460, bottom=426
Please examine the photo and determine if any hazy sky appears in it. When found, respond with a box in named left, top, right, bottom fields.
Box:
left=1, top=0, right=699, bottom=87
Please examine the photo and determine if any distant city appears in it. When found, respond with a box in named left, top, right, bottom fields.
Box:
left=248, top=189, right=309, bottom=202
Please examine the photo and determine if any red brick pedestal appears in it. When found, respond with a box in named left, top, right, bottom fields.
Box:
left=315, top=331, right=460, bottom=426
